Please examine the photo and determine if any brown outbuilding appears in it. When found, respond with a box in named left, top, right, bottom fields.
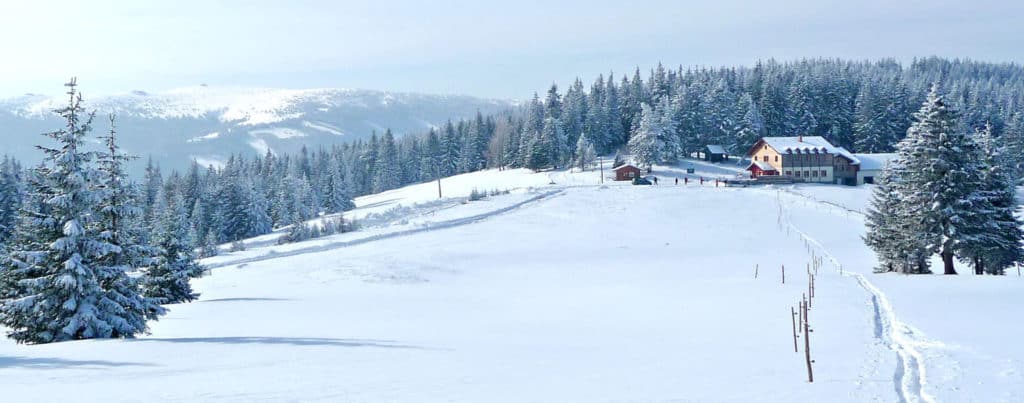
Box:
left=612, top=164, right=642, bottom=181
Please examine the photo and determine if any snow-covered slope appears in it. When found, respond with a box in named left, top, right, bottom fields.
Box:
left=0, top=86, right=513, bottom=172
left=1, top=161, right=1022, bottom=402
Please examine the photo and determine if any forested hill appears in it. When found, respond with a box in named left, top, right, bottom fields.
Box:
left=3, top=57, right=1024, bottom=254
left=204, top=57, right=1024, bottom=201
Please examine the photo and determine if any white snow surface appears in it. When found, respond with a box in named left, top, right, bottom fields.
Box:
left=1, top=160, right=1022, bottom=402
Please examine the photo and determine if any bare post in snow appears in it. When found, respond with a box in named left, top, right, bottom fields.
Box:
left=791, top=306, right=799, bottom=353
left=803, top=295, right=814, bottom=383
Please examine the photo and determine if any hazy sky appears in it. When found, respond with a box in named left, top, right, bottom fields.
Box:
left=1, top=0, right=1021, bottom=100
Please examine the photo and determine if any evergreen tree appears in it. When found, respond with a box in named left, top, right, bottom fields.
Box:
left=962, top=124, right=1024, bottom=274
left=735, top=93, right=766, bottom=153
left=574, top=134, right=597, bottom=171
left=0, top=156, right=23, bottom=247
left=0, top=79, right=142, bottom=343
left=864, top=158, right=930, bottom=274
left=93, top=115, right=166, bottom=329
left=629, top=103, right=661, bottom=169
left=143, top=192, right=203, bottom=304
left=142, top=157, right=163, bottom=228
left=897, top=84, right=988, bottom=275
left=373, top=130, right=401, bottom=193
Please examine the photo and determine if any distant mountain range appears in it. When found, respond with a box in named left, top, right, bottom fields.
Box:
left=0, top=86, right=515, bottom=173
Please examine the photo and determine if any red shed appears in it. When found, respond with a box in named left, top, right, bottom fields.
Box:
left=746, top=160, right=778, bottom=178
left=613, top=164, right=642, bottom=181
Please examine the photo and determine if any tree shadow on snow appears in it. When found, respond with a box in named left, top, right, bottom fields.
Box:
left=200, top=297, right=293, bottom=303
left=133, top=336, right=424, bottom=349
left=0, top=356, right=156, bottom=369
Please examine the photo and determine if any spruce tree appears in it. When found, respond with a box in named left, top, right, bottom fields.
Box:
left=629, top=103, right=661, bottom=169
left=0, top=79, right=140, bottom=343
left=94, top=115, right=166, bottom=328
left=962, top=124, right=1024, bottom=274
left=898, top=84, right=987, bottom=275
left=372, top=129, right=401, bottom=193
left=0, top=156, right=23, bottom=247
left=143, top=192, right=203, bottom=304
left=574, top=134, right=596, bottom=171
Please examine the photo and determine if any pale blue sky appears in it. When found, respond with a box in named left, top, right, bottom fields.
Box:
left=1, top=0, right=1021, bottom=100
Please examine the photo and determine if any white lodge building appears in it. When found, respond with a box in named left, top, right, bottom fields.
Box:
left=745, top=136, right=895, bottom=185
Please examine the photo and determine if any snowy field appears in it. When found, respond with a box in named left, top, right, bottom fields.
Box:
left=1, top=159, right=1022, bottom=402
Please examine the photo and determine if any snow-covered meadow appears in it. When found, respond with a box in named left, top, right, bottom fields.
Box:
left=1, top=161, right=1021, bottom=402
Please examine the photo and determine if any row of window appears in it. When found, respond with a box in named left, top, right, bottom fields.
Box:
left=761, top=154, right=831, bottom=163
left=785, top=170, right=829, bottom=178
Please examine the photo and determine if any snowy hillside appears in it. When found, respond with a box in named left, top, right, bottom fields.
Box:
left=0, top=86, right=513, bottom=172
left=1, top=161, right=1022, bottom=402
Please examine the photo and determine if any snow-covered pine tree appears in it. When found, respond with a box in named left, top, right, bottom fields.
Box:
left=373, top=129, right=401, bottom=193
left=734, top=93, right=765, bottom=153
left=325, top=156, right=355, bottom=213
left=658, top=96, right=683, bottom=162
left=898, top=84, right=987, bottom=275
left=961, top=124, right=1024, bottom=274
left=142, top=156, right=162, bottom=228
left=784, top=84, right=817, bottom=136
left=573, top=134, right=597, bottom=171
left=629, top=103, right=661, bottom=169
left=863, top=158, right=930, bottom=274
left=93, top=114, right=166, bottom=328
left=0, top=79, right=139, bottom=343
left=143, top=191, right=203, bottom=304
left=278, top=210, right=311, bottom=245
left=1001, top=112, right=1024, bottom=182
left=0, top=156, right=24, bottom=247
left=540, top=116, right=568, bottom=168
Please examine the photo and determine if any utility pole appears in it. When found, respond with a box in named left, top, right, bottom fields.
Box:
left=599, top=156, right=604, bottom=184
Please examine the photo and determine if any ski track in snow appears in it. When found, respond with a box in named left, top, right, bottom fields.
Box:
left=206, top=189, right=564, bottom=270
left=773, top=188, right=936, bottom=403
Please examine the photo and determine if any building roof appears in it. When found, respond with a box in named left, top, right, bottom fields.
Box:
left=852, top=153, right=897, bottom=170
left=759, top=136, right=840, bottom=154
left=746, top=160, right=776, bottom=171
left=832, top=147, right=860, bottom=164
left=705, top=144, right=727, bottom=154
left=612, top=164, right=640, bottom=171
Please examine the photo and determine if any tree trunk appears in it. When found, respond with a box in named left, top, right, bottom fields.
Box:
left=942, top=249, right=957, bottom=275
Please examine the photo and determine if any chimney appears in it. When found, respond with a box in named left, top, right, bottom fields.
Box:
left=798, top=135, right=803, bottom=142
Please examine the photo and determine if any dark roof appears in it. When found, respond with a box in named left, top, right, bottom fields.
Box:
left=613, top=164, right=640, bottom=171
left=705, top=145, right=727, bottom=154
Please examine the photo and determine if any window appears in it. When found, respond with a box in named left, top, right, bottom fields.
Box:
left=628, top=172, right=635, bottom=178
left=864, top=176, right=875, bottom=184
left=785, top=171, right=792, bottom=176
left=763, top=155, right=768, bottom=162
left=804, top=171, right=809, bottom=178
left=774, top=156, right=779, bottom=162
left=812, top=170, right=818, bottom=177
left=821, top=170, right=827, bottom=177
left=795, top=171, right=801, bottom=177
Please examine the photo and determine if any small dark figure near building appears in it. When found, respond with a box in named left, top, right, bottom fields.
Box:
left=684, top=177, right=688, bottom=185
left=675, top=178, right=679, bottom=185
left=652, top=176, right=658, bottom=185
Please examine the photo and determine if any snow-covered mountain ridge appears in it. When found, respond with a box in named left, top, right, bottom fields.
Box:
left=0, top=86, right=515, bottom=173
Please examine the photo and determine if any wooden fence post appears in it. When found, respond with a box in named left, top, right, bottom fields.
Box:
left=782, top=265, right=786, bottom=284
left=791, top=306, right=799, bottom=353
left=755, top=264, right=759, bottom=279
left=804, top=295, right=814, bottom=383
